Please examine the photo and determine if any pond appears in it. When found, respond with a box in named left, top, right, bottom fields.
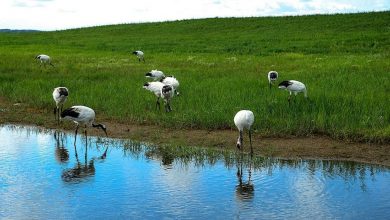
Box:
left=0, top=125, right=389, bottom=219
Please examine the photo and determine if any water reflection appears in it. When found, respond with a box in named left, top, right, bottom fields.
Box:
left=60, top=134, right=108, bottom=183
left=235, top=154, right=254, bottom=201
left=53, top=131, right=69, bottom=163
left=1, top=125, right=390, bottom=219
left=2, top=124, right=389, bottom=186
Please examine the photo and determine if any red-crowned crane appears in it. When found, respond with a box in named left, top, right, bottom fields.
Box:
left=143, top=82, right=175, bottom=112
left=145, top=69, right=165, bottom=80
left=278, top=80, right=308, bottom=103
left=53, top=87, right=69, bottom=123
left=36, top=54, right=54, bottom=67
left=267, top=71, right=278, bottom=89
left=234, top=110, right=255, bottom=154
left=132, top=50, right=145, bottom=62
left=61, top=106, right=107, bottom=144
left=160, top=75, right=180, bottom=96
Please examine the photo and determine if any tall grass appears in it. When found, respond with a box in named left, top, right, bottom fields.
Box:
left=0, top=12, right=389, bottom=143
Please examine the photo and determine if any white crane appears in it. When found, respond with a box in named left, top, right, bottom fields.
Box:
left=160, top=75, right=180, bottom=96
left=60, top=106, right=107, bottom=144
left=145, top=69, right=165, bottom=80
left=53, top=87, right=69, bottom=123
left=234, top=110, right=255, bottom=154
left=35, top=54, right=54, bottom=67
left=132, top=50, right=145, bottom=62
left=143, top=81, right=164, bottom=110
left=278, top=80, right=308, bottom=103
left=267, top=71, right=278, bottom=89
left=143, top=82, right=175, bottom=112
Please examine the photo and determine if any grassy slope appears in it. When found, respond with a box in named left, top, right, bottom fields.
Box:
left=0, top=12, right=389, bottom=143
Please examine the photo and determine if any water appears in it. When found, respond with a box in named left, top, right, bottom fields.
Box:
left=0, top=125, right=389, bottom=219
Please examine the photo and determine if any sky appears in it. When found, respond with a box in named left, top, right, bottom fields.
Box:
left=0, top=0, right=389, bottom=31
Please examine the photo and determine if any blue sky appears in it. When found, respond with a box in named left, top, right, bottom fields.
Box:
left=0, top=0, right=389, bottom=31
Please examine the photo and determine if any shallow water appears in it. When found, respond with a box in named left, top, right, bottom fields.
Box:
left=0, top=125, right=389, bottom=219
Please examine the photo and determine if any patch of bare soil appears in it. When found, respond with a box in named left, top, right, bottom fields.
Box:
left=0, top=97, right=389, bottom=166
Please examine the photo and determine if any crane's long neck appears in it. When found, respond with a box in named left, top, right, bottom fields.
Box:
left=237, top=130, right=243, bottom=148
left=92, top=123, right=107, bottom=136
left=303, top=88, right=308, bottom=98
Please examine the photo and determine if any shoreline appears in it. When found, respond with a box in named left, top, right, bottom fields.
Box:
left=0, top=99, right=389, bottom=166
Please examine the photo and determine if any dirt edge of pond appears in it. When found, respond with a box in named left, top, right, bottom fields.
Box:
left=0, top=97, right=389, bottom=166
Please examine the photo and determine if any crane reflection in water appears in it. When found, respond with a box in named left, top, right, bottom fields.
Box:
left=235, top=154, right=254, bottom=201
left=53, top=130, right=69, bottom=163
left=60, top=133, right=108, bottom=183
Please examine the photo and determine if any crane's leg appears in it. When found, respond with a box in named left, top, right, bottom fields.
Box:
left=74, top=143, right=78, bottom=158
left=165, top=100, right=172, bottom=112
left=54, top=107, right=57, bottom=121
left=74, top=124, right=79, bottom=146
left=156, top=97, right=161, bottom=110
left=85, top=141, right=88, bottom=163
left=84, top=125, right=88, bottom=147
left=249, top=129, right=253, bottom=155
left=59, top=105, right=63, bottom=123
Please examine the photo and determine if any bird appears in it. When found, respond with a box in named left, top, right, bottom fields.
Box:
left=132, top=50, right=145, bottom=62
left=145, top=69, right=165, bottom=80
left=143, top=81, right=165, bottom=110
left=161, top=84, right=175, bottom=112
left=53, top=87, right=69, bottom=123
left=267, top=71, right=278, bottom=89
left=234, top=110, right=255, bottom=154
left=160, top=75, right=180, bottom=96
left=143, top=82, right=175, bottom=112
left=60, top=106, right=107, bottom=144
left=35, top=54, right=54, bottom=67
left=278, top=80, right=308, bottom=103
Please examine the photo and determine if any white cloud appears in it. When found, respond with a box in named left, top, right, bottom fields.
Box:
left=0, top=0, right=388, bottom=30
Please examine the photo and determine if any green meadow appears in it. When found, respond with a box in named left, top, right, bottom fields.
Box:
left=0, top=12, right=389, bottom=143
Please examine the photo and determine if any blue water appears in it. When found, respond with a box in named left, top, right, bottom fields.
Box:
left=0, top=125, right=389, bottom=219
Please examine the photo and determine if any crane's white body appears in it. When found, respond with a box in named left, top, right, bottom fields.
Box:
left=132, top=50, right=144, bottom=62
left=160, top=76, right=179, bottom=89
left=234, top=110, right=254, bottom=132
left=278, top=80, right=307, bottom=97
left=143, top=81, right=164, bottom=98
left=160, top=76, right=180, bottom=96
left=146, top=70, right=165, bottom=80
left=234, top=110, right=254, bottom=153
left=36, top=54, right=51, bottom=63
left=61, top=105, right=96, bottom=126
left=36, top=54, right=53, bottom=66
left=267, top=71, right=278, bottom=87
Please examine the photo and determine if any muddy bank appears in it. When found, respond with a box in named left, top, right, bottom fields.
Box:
left=0, top=98, right=389, bottom=166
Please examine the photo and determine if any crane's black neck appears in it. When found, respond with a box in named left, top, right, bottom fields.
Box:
left=92, top=123, right=107, bottom=136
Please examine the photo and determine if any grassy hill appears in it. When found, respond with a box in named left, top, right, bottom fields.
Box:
left=0, top=11, right=389, bottom=143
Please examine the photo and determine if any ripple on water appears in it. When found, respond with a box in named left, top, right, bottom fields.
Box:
left=0, top=125, right=389, bottom=219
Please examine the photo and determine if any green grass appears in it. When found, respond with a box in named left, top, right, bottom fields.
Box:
left=0, top=12, right=389, bottom=143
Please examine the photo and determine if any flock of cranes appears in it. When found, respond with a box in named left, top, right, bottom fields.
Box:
left=43, top=50, right=308, bottom=153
